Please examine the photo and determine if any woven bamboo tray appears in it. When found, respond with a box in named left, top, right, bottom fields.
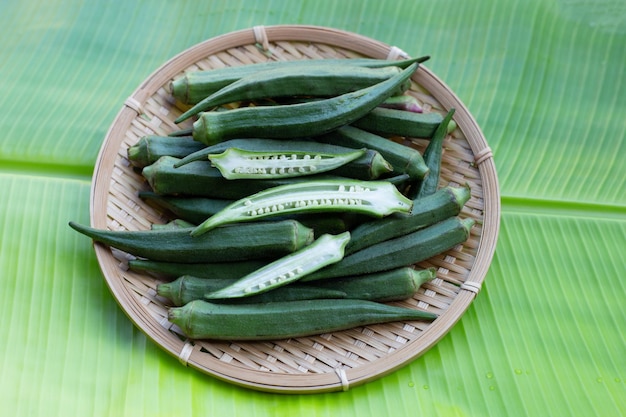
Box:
left=90, top=25, right=500, bottom=393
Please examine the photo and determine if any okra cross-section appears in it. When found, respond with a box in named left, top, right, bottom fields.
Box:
left=208, top=147, right=366, bottom=179
left=204, top=232, right=351, bottom=299
left=190, top=179, right=413, bottom=236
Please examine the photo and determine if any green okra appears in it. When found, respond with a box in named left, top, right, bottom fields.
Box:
left=157, top=275, right=347, bottom=306
left=204, top=232, right=351, bottom=299
left=208, top=147, right=366, bottom=179
left=409, top=108, right=456, bottom=200
left=173, top=138, right=394, bottom=180
left=311, top=267, right=436, bottom=302
left=142, top=156, right=353, bottom=200
left=190, top=179, right=413, bottom=236
left=317, top=125, right=429, bottom=180
left=170, top=56, right=429, bottom=105
left=139, top=191, right=353, bottom=235
left=302, top=216, right=475, bottom=281
left=175, top=65, right=408, bottom=123
left=168, top=298, right=437, bottom=341
left=191, top=63, right=418, bottom=145
left=68, top=220, right=314, bottom=263
left=344, top=184, right=471, bottom=255
left=352, top=107, right=444, bottom=138
left=139, top=191, right=232, bottom=223
left=127, top=135, right=205, bottom=168
left=128, top=259, right=270, bottom=280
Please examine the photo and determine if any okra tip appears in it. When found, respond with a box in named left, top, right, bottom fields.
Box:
left=68, top=221, right=95, bottom=239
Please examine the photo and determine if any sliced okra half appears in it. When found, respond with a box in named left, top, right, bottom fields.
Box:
left=190, top=179, right=413, bottom=236
left=204, top=232, right=351, bottom=299
left=208, top=147, right=366, bottom=179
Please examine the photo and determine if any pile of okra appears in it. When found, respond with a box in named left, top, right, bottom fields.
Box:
left=70, top=55, right=476, bottom=341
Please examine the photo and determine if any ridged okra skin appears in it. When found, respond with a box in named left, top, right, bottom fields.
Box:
left=156, top=275, right=347, bottom=306
left=128, top=259, right=269, bottom=280
left=345, top=184, right=471, bottom=255
left=352, top=107, right=444, bottom=139
left=68, top=220, right=314, bottom=263
left=311, top=267, right=437, bottom=302
left=316, top=125, right=429, bottom=180
left=170, top=56, right=429, bottom=105
left=142, top=156, right=354, bottom=200
left=127, top=135, right=204, bottom=168
left=191, top=63, right=418, bottom=145
left=410, top=108, right=456, bottom=200
left=175, top=65, right=408, bottom=123
left=168, top=298, right=437, bottom=341
left=301, top=216, right=475, bottom=281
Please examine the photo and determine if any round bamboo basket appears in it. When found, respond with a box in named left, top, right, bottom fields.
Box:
left=90, top=25, right=500, bottom=393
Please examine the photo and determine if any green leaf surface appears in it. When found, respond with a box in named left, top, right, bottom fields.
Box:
left=1, top=0, right=624, bottom=416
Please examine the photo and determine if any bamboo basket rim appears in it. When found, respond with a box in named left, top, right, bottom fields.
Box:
left=89, top=24, right=500, bottom=393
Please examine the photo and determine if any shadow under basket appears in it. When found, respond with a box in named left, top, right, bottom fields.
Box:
left=89, top=24, right=500, bottom=393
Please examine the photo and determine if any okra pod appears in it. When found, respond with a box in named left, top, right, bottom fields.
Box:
left=142, top=156, right=353, bottom=200
left=317, top=125, right=429, bottom=180
left=191, top=63, right=418, bottom=145
left=68, top=219, right=314, bottom=263
left=175, top=65, right=407, bottom=123
left=174, top=139, right=393, bottom=180
left=168, top=298, right=437, bottom=341
left=352, top=107, right=444, bottom=138
left=190, top=179, right=413, bottom=236
left=204, top=232, right=351, bottom=299
left=345, top=184, right=471, bottom=255
left=127, top=135, right=204, bottom=168
left=208, top=147, right=366, bottom=179
left=157, top=275, right=347, bottom=306
left=128, top=259, right=269, bottom=280
left=171, top=56, right=429, bottom=105
left=138, top=192, right=232, bottom=223
left=302, top=216, right=475, bottom=281
left=409, top=109, right=456, bottom=199
left=311, top=267, right=436, bottom=302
